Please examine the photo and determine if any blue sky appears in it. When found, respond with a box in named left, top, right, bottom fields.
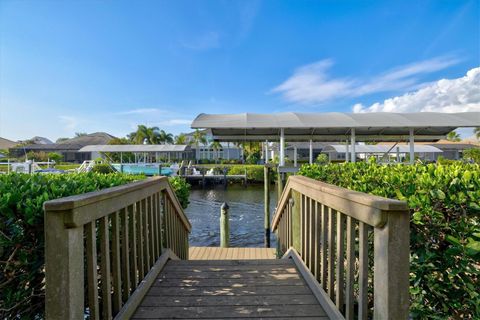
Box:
left=1, top=0, right=479, bottom=141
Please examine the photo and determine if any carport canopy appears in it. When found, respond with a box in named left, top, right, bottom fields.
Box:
left=191, top=112, right=479, bottom=165
left=191, top=112, right=479, bottom=142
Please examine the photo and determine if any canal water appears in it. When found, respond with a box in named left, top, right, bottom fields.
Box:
left=185, top=184, right=278, bottom=248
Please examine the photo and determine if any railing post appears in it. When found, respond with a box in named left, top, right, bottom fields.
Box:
left=264, top=165, right=270, bottom=248
left=291, top=190, right=301, bottom=252
left=220, top=202, right=230, bottom=248
left=374, top=211, right=410, bottom=319
left=44, top=209, right=84, bottom=320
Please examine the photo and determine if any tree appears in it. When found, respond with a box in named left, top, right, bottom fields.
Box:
left=56, top=137, right=69, bottom=143
left=47, top=152, right=63, bottom=163
left=210, top=141, right=222, bottom=163
left=446, top=131, right=461, bottom=142
left=158, top=130, right=174, bottom=144
left=128, top=125, right=160, bottom=144
left=174, top=133, right=187, bottom=145
left=474, top=127, right=480, bottom=139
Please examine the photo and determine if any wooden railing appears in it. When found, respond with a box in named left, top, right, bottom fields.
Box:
left=272, top=175, right=410, bottom=320
left=44, top=176, right=191, bottom=320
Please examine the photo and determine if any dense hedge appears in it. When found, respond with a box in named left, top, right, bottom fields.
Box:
left=0, top=172, right=190, bottom=319
left=298, top=161, right=480, bottom=319
left=169, top=176, right=190, bottom=209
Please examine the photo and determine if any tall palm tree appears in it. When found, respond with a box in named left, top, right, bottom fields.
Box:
left=158, top=130, right=174, bottom=144
left=192, top=129, right=207, bottom=161
left=129, top=125, right=160, bottom=144
left=474, top=127, right=480, bottom=139
left=210, top=141, right=222, bottom=163
left=174, top=133, right=187, bottom=145
left=446, top=130, right=461, bottom=142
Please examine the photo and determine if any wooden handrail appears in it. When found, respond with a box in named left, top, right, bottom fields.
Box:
left=44, top=176, right=191, bottom=231
left=273, top=175, right=407, bottom=230
left=44, top=176, right=191, bottom=320
left=273, top=175, right=410, bottom=319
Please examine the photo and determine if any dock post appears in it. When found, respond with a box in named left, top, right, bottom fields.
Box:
left=220, top=203, right=230, bottom=248
left=264, top=166, right=271, bottom=248
left=223, top=167, right=227, bottom=190
left=277, top=168, right=284, bottom=204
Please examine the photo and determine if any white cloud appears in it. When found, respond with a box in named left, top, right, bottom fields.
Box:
left=116, top=108, right=163, bottom=115
left=158, top=119, right=192, bottom=126
left=181, top=32, right=220, bottom=50
left=353, top=67, right=480, bottom=113
left=58, top=115, right=78, bottom=131
left=272, top=56, right=460, bottom=104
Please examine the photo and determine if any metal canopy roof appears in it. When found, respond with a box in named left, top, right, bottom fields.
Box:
left=191, top=112, right=480, bottom=141
left=323, top=144, right=443, bottom=154
left=79, top=145, right=191, bottom=153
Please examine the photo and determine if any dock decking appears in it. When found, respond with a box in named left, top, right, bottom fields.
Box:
left=189, top=246, right=276, bottom=260
left=132, top=258, right=328, bottom=319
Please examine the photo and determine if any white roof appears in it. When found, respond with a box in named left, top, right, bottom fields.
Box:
left=191, top=112, right=480, bottom=141
left=79, top=145, right=191, bottom=152
left=323, top=144, right=443, bottom=153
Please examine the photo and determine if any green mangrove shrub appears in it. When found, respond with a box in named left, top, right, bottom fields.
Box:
left=0, top=172, right=190, bottom=319
left=298, top=162, right=480, bottom=319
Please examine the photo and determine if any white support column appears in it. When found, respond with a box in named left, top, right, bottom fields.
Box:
left=265, top=140, right=269, bottom=164
left=345, top=142, right=349, bottom=163
left=279, top=128, right=285, bottom=166
left=309, top=139, right=313, bottom=164
left=351, top=128, right=356, bottom=163
left=227, top=142, right=230, bottom=160
left=409, top=128, right=415, bottom=164
left=294, top=146, right=297, bottom=167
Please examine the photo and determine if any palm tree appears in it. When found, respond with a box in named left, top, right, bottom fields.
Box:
left=174, top=133, right=187, bottom=145
left=210, top=141, right=222, bottom=163
left=446, top=130, right=461, bottom=142
left=192, top=129, right=207, bottom=161
left=129, top=125, right=160, bottom=144
left=474, top=127, right=480, bottom=139
left=74, top=132, right=87, bottom=137
left=158, top=130, right=174, bottom=144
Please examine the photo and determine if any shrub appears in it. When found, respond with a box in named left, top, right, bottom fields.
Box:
left=316, top=153, right=329, bottom=164
left=169, top=176, right=190, bottom=209
left=0, top=173, right=141, bottom=319
left=227, top=165, right=264, bottom=182
left=47, top=152, right=63, bottom=163
left=0, top=172, right=190, bottom=319
left=463, top=148, right=480, bottom=163
left=91, top=163, right=115, bottom=173
left=298, top=162, right=480, bottom=319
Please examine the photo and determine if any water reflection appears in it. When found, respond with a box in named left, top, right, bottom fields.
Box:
left=185, top=184, right=278, bottom=248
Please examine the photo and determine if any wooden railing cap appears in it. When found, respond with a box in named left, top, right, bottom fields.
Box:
left=292, top=176, right=408, bottom=211
left=44, top=177, right=166, bottom=211
left=273, top=175, right=409, bottom=230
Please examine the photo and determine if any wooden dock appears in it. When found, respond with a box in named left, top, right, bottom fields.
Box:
left=189, top=246, right=276, bottom=260
left=132, top=258, right=329, bottom=319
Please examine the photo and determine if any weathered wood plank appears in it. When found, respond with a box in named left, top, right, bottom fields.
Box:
left=111, top=210, right=122, bottom=314
left=85, top=221, right=100, bottom=320
left=146, top=285, right=312, bottom=296
left=99, top=216, right=112, bottom=319
left=359, top=222, right=369, bottom=320
left=138, top=294, right=318, bottom=307
left=170, top=258, right=289, bottom=266
left=335, top=212, right=345, bottom=310
left=121, top=207, right=131, bottom=302
left=133, top=304, right=326, bottom=318
left=327, top=207, right=335, bottom=300
left=154, top=277, right=305, bottom=287
left=345, top=216, right=355, bottom=320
